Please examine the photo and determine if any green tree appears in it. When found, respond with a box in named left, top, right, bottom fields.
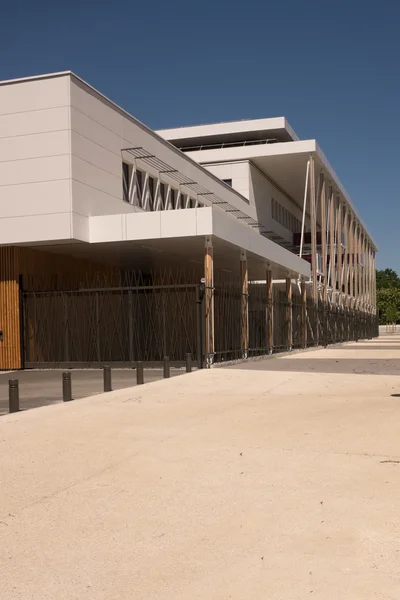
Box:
left=376, top=268, right=400, bottom=289
left=376, top=270, right=400, bottom=324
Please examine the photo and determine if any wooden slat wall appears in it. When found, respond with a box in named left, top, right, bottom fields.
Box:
left=0, top=247, right=21, bottom=370
left=0, top=246, right=121, bottom=370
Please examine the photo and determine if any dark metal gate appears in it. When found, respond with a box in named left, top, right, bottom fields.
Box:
left=22, top=283, right=200, bottom=368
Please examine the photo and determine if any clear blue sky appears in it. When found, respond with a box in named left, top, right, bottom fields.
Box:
left=1, top=0, right=398, bottom=271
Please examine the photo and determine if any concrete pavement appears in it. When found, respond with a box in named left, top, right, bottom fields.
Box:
left=0, top=368, right=183, bottom=415
left=1, top=334, right=400, bottom=599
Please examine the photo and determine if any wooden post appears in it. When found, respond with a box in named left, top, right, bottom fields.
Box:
left=286, top=275, right=292, bottom=351
left=204, top=237, right=214, bottom=366
left=363, top=237, right=368, bottom=313
left=348, top=212, right=354, bottom=308
left=266, top=268, right=273, bottom=354
left=329, top=187, right=336, bottom=306
left=301, top=277, right=307, bottom=349
left=309, top=157, right=318, bottom=304
left=337, top=197, right=343, bottom=308
left=343, top=205, right=349, bottom=307
left=354, top=223, right=359, bottom=310
left=240, top=250, right=248, bottom=359
left=358, top=230, right=363, bottom=311
left=320, top=174, right=328, bottom=305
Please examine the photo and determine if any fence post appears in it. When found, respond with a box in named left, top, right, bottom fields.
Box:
left=301, top=278, right=307, bottom=349
left=266, top=268, right=273, bottom=354
left=240, top=250, right=249, bottom=359
left=163, top=356, right=170, bottom=379
left=136, top=361, right=144, bottom=385
left=62, top=372, right=72, bottom=402
left=204, top=237, right=214, bottom=367
left=103, top=365, right=112, bottom=392
left=196, top=283, right=205, bottom=369
left=286, top=275, right=292, bottom=351
left=186, top=352, right=192, bottom=373
left=9, top=379, right=19, bottom=413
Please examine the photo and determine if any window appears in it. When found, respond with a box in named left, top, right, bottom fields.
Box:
left=222, top=178, right=232, bottom=187
left=122, top=162, right=130, bottom=202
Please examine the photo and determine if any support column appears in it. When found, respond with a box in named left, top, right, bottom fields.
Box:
left=329, top=187, right=336, bottom=306
left=286, top=274, right=292, bottom=351
left=0, top=247, right=22, bottom=370
left=358, top=231, right=364, bottom=311
left=309, top=157, right=318, bottom=303
left=301, top=277, right=307, bottom=349
left=362, top=238, right=368, bottom=312
left=349, top=212, right=354, bottom=308
left=343, top=206, right=349, bottom=307
left=320, top=174, right=328, bottom=305
left=337, top=197, right=343, bottom=308
left=240, top=250, right=248, bottom=359
left=354, top=223, right=359, bottom=310
left=204, top=237, right=214, bottom=366
left=266, top=268, right=273, bottom=354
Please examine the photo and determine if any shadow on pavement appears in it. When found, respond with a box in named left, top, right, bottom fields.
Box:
left=0, top=368, right=184, bottom=416
left=228, top=358, right=400, bottom=376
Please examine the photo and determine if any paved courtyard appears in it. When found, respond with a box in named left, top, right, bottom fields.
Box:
left=1, top=334, right=400, bottom=599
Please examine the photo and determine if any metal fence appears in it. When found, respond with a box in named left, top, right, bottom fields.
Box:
left=21, top=272, right=379, bottom=368
left=213, top=280, right=379, bottom=360
left=22, top=282, right=200, bottom=368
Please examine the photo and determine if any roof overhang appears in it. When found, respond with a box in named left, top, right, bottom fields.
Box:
left=87, top=207, right=311, bottom=279
left=186, top=141, right=378, bottom=251
left=157, top=117, right=299, bottom=147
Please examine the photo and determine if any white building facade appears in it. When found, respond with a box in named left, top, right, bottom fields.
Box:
left=0, top=72, right=377, bottom=370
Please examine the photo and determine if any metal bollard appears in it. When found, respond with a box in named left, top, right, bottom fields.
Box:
left=163, top=356, right=170, bottom=379
left=185, top=352, right=192, bottom=373
left=9, top=379, right=19, bottom=413
left=103, top=365, right=112, bottom=392
left=62, top=371, right=72, bottom=402
left=136, top=361, right=144, bottom=385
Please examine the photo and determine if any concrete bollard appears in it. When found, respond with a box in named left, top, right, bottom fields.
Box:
left=136, top=362, right=144, bottom=385
left=9, top=379, right=19, bottom=413
left=185, top=352, right=192, bottom=373
left=103, top=365, right=112, bottom=392
left=62, top=371, right=72, bottom=402
left=163, top=356, right=170, bottom=379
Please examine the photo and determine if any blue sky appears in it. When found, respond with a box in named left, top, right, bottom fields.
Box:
left=1, top=0, right=398, bottom=271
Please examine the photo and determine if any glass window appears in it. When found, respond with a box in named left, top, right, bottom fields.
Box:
left=122, top=162, right=130, bottom=202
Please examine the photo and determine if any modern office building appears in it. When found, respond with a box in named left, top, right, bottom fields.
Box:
left=158, top=118, right=377, bottom=310
left=0, top=72, right=377, bottom=370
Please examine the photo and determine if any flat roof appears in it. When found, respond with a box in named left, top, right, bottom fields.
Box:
left=157, top=117, right=299, bottom=146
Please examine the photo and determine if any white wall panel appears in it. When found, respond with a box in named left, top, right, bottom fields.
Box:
left=70, top=107, right=121, bottom=156
left=0, top=76, right=70, bottom=116
left=0, top=180, right=71, bottom=217
left=0, top=107, right=69, bottom=139
left=0, top=213, right=71, bottom=244
left=0, top=130, right=70, bottom=162
left=0, top=155, right=70, bottom=186
left=71, top=130, right=122, bottom=178
left=71, top=155, right=122, bottom=201
left=70, top=80, right=121, bottom=136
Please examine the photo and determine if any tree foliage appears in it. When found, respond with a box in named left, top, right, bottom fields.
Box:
left=376, top=269, right=400, bottom=324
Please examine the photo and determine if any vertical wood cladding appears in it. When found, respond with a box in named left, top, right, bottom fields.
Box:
left=0, top=246, right=120, bottom=370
